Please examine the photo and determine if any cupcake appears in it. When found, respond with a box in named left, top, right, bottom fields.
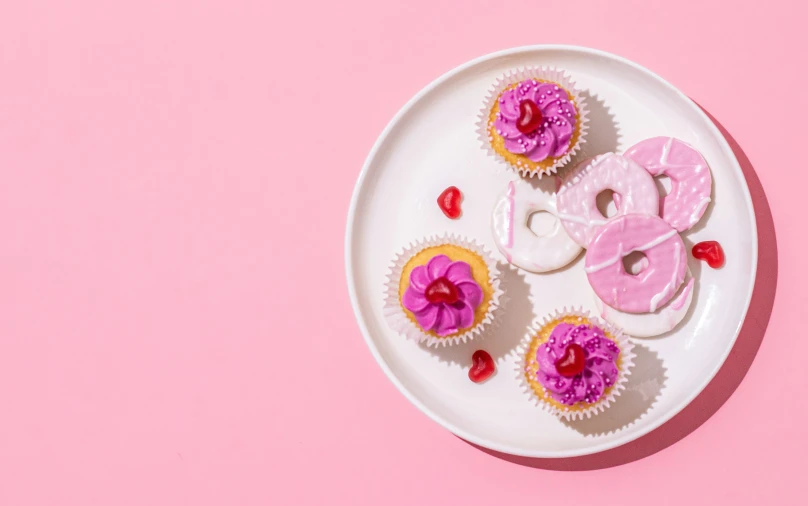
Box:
left=517, top=309, right=634, bottom=420
left=478, top=67, right=588, bottom=178
left=384, top=234, right=501, bottom=347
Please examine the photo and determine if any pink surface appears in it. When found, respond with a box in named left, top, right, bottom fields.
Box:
left=0, top=1, right=802, bottom=505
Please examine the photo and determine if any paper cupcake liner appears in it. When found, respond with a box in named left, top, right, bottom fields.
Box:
left=514, top=307, right=635, bottom=421
left=383, top=234, right=503, bottom=347
left=477, top=66, right=590, bottom=179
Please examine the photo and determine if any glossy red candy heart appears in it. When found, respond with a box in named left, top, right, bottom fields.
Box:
left=555, top=343, right=586, bottom=378
left=424, top=277, right=459, bottom=304
left=516, top=99, right=543, bottom=134
left=437, top=186, right=462, bottom=219
left=692, top=240, right=725, bottom=268
left=469, top=350, right=495, bottom=383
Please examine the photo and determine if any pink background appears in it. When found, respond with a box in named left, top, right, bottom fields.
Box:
left=0, top=0, right=803, bottom=504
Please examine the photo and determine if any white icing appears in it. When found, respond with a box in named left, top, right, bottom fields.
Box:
left=555, top=212, right=607, bottom=227
left=657, top=137, right=673, bottom=174
left=583, top=229, right=676, bottom=274
left=690, top=197, right=711, bottom=223
left=635, top=229, right=678, bottom=254
left=490, top=180, right=582, bottom=273
left=584, top=244, right=623, bottom=274
left=657, top=137, right=704, bottom=172
left=556, top=153, right=660, bottom=248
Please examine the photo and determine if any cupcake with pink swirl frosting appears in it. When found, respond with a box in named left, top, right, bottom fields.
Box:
left=478, top=67, right=589, bottom=178
left=517, top=309, right=635, bottom=420
left=384, top=234, right=502, bottom=347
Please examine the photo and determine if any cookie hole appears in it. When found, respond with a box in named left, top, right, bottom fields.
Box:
left=527, top=211, right=558, bottom=237
left=596, top=190, right=618, bottom=218
left=654, top=175, right=672, bottom=197
left=623, top=251, right=648, bottom=275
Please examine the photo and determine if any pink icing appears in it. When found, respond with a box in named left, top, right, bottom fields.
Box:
left=595, top=269, right=694, bottom=338
left=623, top=137, right=712, bottom=232
left=505, top=182, right=515, bottom=249
left=585, top=214, right=686, bottom=314
left=402, top=255, right=483, bottom=336
left=535, top=323, right=620, bottom=406
left=670, top=277, right=695, bottom=311
left=556, top=154, right=659, bottom=248
left=493, top=80, right=578, bottom=162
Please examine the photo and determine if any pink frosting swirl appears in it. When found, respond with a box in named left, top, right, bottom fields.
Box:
left=402, top=254, right=484, bottom=336
left=535, top=323, right=620, bottom=405
left=494, top=80, right=578, bottom=162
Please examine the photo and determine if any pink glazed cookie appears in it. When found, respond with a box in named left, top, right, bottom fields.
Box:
left=585, top=214, right=686, bottom=314
left=623, top=137, right=712, bottom=232
left=595, top=270, right=695, bottom=337
left=557, top=154, right=659, bottom=247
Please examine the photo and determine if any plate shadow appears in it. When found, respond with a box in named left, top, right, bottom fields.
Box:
left=563, top=90, right=621, bottom=176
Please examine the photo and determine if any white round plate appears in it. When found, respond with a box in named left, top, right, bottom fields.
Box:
left=345, top=45, right=757, bottom=458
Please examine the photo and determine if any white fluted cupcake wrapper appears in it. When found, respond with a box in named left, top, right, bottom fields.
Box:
left=477, top=66, right=589, bottom=179
left=514, top=307, right=635, bottom=421
left=383, top=234, right=502, bottom=347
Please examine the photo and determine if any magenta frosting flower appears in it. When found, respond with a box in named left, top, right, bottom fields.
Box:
left=535, top=323, right=620, bottom=406
left=494, top=80, right=577, bottom=162
left=402, top=254, right=483, bottom=336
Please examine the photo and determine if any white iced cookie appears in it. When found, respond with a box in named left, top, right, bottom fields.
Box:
left=594, top=269, right=695, bottom=338
left=557, top=153, right=660, bottom=248
left=491, top=180, right=582, bottom=273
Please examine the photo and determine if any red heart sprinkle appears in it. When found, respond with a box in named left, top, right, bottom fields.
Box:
left=424, top=277, right=459, bottom=304
left=437, top=186, right=462, bottom=219
left=469, top=350, right=495, bottom=383
left=555, top=343, right=586, bottom=378
left=692, top=241, right=725, bottom=269
left=516, top=99, right=543, bottom=134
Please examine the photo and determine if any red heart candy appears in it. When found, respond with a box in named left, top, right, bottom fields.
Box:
left=516, top=99, right=543, bottom=134
left=469, top=350, right=495, bottom=383
left=555, top=343, right=586, bottom=378
left=692, top=240, right=725, bottom=269
left=437, top=186, right=462, bottom=219
left=424, top=277, right=459, bottom=304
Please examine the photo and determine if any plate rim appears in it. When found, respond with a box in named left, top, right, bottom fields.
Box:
left=344, top=44, right=759, bottom=458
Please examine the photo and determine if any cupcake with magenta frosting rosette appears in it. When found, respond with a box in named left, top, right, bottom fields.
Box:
left=517, top=309, right=635, bottom=419
left=384, top=234, right=502, bottom=347
left=477, top=67, right=589, bottom=178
